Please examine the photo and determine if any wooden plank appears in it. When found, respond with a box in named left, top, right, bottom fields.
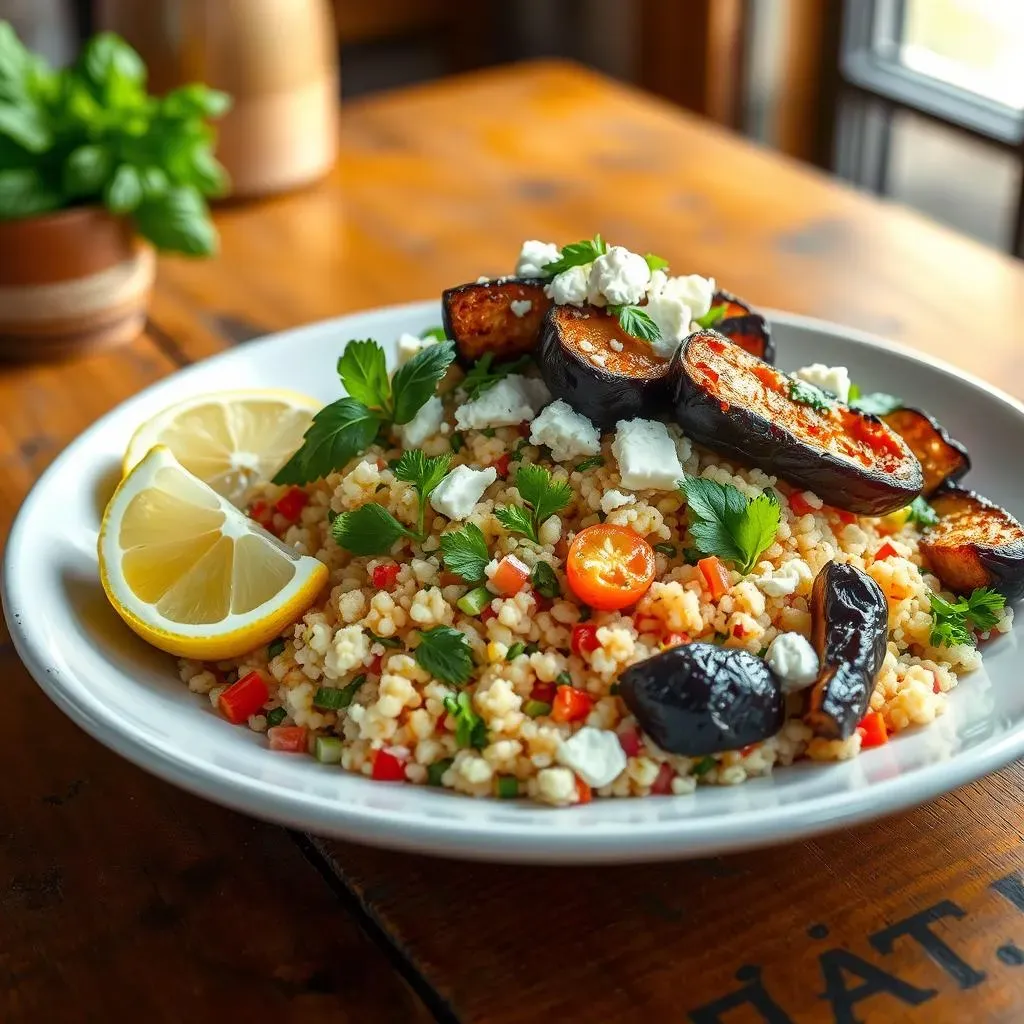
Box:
left=0, top=335, right=434, bottom=1021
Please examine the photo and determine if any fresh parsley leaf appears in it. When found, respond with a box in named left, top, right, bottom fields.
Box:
left=440, top=523, right=490, bottom=583
left=516, top=464, right=573, bottom=526
left=644, top=252, right=669, bottom=272
left=680, top=476, right=781, bottom=575
left=530, top=561, right=561, bottom=599
left=337, top=339, right=391, bottom=410
left=443, top=690, right=488, bottom=748
left=928, top=588, right=1006, bottom=648
left=965, top=587, right=1006, bottom=630
left=273, top=398, right=381, bottom=485
left=541, top=234, right=607, bottom=276
left=495, top=504, right=537, bottom=541
left=695, top=303, right=728, bottom=329
left=611, top=304, right=661, bottom=344
left=788, top=378, right=834, bottom=413
left=331, top=503, right=411, bottom=555
left=575, top=455, right=604, bottom=472
left=906, top=495, right=939, bottom=528
left=460, top=353, right=532, bottom=400
left=416, top=627, right=474, bottom=686
left=849, top=391, right=903, bottom=416
left=391, top=339, right=457, bottom=425
left=395, top=450, right=451, bottom=536
left=420, top=326, right=447, bottom=342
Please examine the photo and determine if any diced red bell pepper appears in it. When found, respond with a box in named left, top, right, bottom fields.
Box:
left=372, top=748, right=407, bottom=782
left=531, top=681, right=557, bottom=704
left=531, top=589, right=553, bottom=612
left=268, top=725, right=307, bottom=752
left=571, top=623, right=601, bottom=657
left=575, top=778, right=593, bottom=804
left=492, top=554, right=530, bottom=596
left=698, top=556, right=731, bottom=601
left=274, top=487, right=308, bottom=523
left=835, top=508, right=857, bottom=525
left=651, top=762, right=674, bottom=795
left=249, top=500, right=274, bottom=528
left=739, top=743, right=759, bottom=758
left=372, top=563, right=401, bottom=589
left=480, top=605, right=498, bottom=624
left=218, top=671, right=269, bottom=724
left=617, top=726, right=641, bottom=757
left=789, top=491, right=815, bottom=517
left=490, top=453, right=511, bottom=478
left=551, top=685, right=593, bottom=723
left=856, top=711, right=888, bottom=749
left=663, top=631, right=691, bottom=649
left=368, top=654, right=384, bottom=677
left=875, top=541, right=898, bottom=561
left=733, top=622, right=747, bottom=638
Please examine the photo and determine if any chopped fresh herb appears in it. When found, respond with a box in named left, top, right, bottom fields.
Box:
left=336, top=338, right=391, bottom=410
left=450, top=432, right=465, bottom=453
left=575, top=455, right=604, bottom=472
left=610, top=304, right=661, bottom=343
left=906, top=495, right=939, bottom=529
left=643, top=252, right=669, bottom=272
left=315, top=736, right=343, bottom=764
left=495, top=504, right=537, bottom=541
left=440, top=522, right=490, bottom=583
left=443, top=690, right=487, bottom=748
left=530, top=561, right=561, bottom=599
left=457, top=586, right=492, bottom=617
left=390, top=339, right=458, bottom=425
left=265, top=707, right=287, bottom=728
left=332, top=503, right=411, bottom=555
left=420, top=326, right=447, bottom=342
left=415, top=626, right=474, bottom=686
left=847, top=383, right=861, bottom=402
left=395, top=449, right=452, bottom=536
left=929, top=588, right=1005, bottom=648
left=495, top=465, right=573, bottom=543
left=680, top=475, right=781, bottom=575
left=267, top=637, right=286, bottom=659
left=387, top=457, right=402, bottom=469
left=578, top=605, right=593, bottom=622
left=460, top=352, right=532, bottom=400
left=524, top=642, right=541, bottom=655
left=314, top=675, right=366, bottom=710
left=327, top=508, right=339, bottom=524
left=495, top=775, right=519, bottom=798
left=609, top=682, right=620, bottom=695
left=524, top=699, right=552, bottom=718
left=367, top=630, right=402, bottom=649
left=788, top=378, right=834, bottom=413
left=556, top=671, right=573, bottom=687
left=506, top=641, right=527, bottom=661
left=541, top=234, right=607, bottom=277
left=597, top=510, right=608, bottom=523
left=427, top=757, right=454, bottom=786
left=653, top=543, right=677, bottom=557
left=694, top=755, right=716, bottom=777
left=683, top=546, right=701, bottom=564
left=849, top=390, right=903, bottom=416
left=695, top=303, right=728, bottom=329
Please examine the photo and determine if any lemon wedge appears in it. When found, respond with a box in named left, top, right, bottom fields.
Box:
left=99, top=446, right=327, bottom=660
left=122, top=389, right=320, bottom=505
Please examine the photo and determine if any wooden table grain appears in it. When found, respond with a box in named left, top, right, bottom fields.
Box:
left=3, top=61, right=1024, bottom=1024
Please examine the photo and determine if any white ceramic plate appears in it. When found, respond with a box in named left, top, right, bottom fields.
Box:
left=5, top=301, right=1024, bottom=863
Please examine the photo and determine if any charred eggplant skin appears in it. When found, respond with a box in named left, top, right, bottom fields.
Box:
left=805, top=562, right=888, bottom=741
left=883, top=407, right=970, bottom=497
left=670, top=331, right=923, bottom=515
left=712, top=289, right=775, bottom=364
left=442, top=278, right=552, bottom=365
left=922, top=485, right=1024, bottom=601
left=538, top=304, right=671, bottom=430
left=619, top=643, right=785, bottom=756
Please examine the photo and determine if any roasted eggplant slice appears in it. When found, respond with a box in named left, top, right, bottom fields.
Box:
left=805, top=562, right=888, bottom=741
left=711, top=289, right=775, bottom=364
left=442, top=278, right=552, bottom=364
left=538, top=304, right=672, bottom=430
left=670, top=331, right=923, bottom=515
left=882, top=407, right=970, bottom=497
left=619, top=643, right=785, bottom=756
left=921, top=486, right=1024, bottom=601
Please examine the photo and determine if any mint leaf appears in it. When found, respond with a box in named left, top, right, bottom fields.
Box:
left=331, top=503, right=411, bottom=556
left=695, top=303, right=728, bottom=329
left=850, top=391, right=903, bottom=416
left=391, top=339, right=456, bottom=425
left=134, top=187, right=216, bottom=256
left=611, top=305, right=660, bottom=344
left=541, top=235, right=607, bottom=277
left=273, top=398, right=381, bottom=485
left=644, top=252, right=669, bottom=272
left=461, top=353, right=532, bottom=400
left=495, top=505, right=537, bottom=542
left=337, top=339, right=391, bottom=410
left=440, top=523, right=490, bottom=583
left=443, top=690, right=487, bottom=746
left=417, top=627, right=475, bottom=687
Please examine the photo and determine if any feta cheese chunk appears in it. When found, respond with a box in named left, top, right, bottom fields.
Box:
left=556, top=727, right=628, bottom=788
left=611, top=418, right=684, bottom=491
left=765, top=632, right=820, bottom=691
left=545, top=264, right=591, bottom=306
left=529, top=399, right=601, bottom=462
left=454, top=374, right=549, bottom=430
left=795, top=363, right=851, bottom=403
left=645, top=289, right=693, bottom=358
left=600, top=489, right=635, bottom=514
left=515, top=239, right=561, bottom=278
left=429, top=465, right=497, bottom=521
left=756, top=559, right=813, bottom=598
left=400, top=395, right=444, bottom=447
left=588, top=245, right=651, bottom=306
left=655, top=272, right=716, bottom=321
left=510, top=299, right=533, bottom=318
left=397, top=331, right=433, bottom=366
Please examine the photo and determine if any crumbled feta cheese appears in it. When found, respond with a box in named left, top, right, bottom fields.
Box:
left=645, top=290, right=693, bottom=358
left=588, top=245, right=651, bottom=306
left=756, top=559, right=812, bottom=598
left=515, top=239, right=561, bottom=278
left=476, top=275, right=491, bottom=284
left=654, top=273, right=716, bottom=321
left=765, top=632, right=820, bottom=691
left=545, top=264, right=591, bottom=306
left=796, top=363, right=851, bottom=403
left=510, top=299, right=533, bottom=318
left=611, top=418, right=684, bottom=491
left=600, top=489, right=635, bottom=513
left=529, top=399, right=600, bottom=462
left=454, top=374, right=548, bottom=430
left=556, top=727, right=627, bottom=787
left=397, top=332, right=432, bottom=366
left=609, top=339, right=624, bottom=352
left=400, top=395, right=444, bottom=447
left=429, top=465, right=497, bottom=521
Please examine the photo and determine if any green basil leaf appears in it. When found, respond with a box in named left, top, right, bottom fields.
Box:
left=80, top=32, right=146, bottom=91
left=133, top=187, right=217, bottom=256
left=391, top=339, right=457, bottom=424
left=63, top=144, right=112, bottom=197
left=272, top=397, right=381, bottom=485
left=0, top=168, right=60, bottom=219
left=105, top=164, right=143, bottom=213
left=161, top=84, right=232, bottom=120
left=0, top=101, right=51, bottom=153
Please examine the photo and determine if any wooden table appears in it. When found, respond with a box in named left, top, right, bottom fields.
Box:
left=3, top=61, right=1024, bottom=1024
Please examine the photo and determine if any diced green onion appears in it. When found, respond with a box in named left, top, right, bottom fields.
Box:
left=450, top=433, right=464, bottom=453
left=266, top=707, right=287, bottom=728
left=578, top=605, right=592, bottom=622
left=267, top=637, right=286, bottom=659
left=458, top=586, right=492, bottom=616
left=496, top=775, right=519, bottom=798
left=315, top=736, right=344, bottom=764
left=314, top=675, right=365, bottom=710
left=524, top=642, right=540, bottom=655
left=368, top=630, right=402, bottom=649
left=524, top=700, right=551, bottom=718
left=427, top=758, right=454, bottom=786
left=556, top=671, right=572, bottom=687
left=694, top=755, right=716, bottom=777
left=653, top=543, right=677, bottom=557
left=506, top=641, right=526, bottom=661
left=575, top=455, right=605, bottom=472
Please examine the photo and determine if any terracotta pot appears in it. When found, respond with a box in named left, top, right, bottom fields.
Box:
left=0, top=206, right=155, bottom=361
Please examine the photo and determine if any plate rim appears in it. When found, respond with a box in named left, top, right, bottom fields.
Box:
left=5, top=301, right=1024, bottom=864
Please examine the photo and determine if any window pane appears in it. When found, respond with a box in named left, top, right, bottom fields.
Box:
left=901, top=0, right=1024, bottom=110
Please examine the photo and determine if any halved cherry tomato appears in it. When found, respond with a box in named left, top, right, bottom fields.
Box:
left=571, top=623, right=601, bottom=657
left=551, top=685, right=593, bottom=723
left=372, top=748, right=407, bottom=781
left=856, top=711, right=888, bottom=749
left=491, top=554, right=530, bottom=596
left=274, top=487, right=308, bottom=523
left=218, top=671, right=269, bottom=724
left=566, top=524, right=655, bottom=611
left=372, top=563, right=401, bottom=589
left=268, top=725, right=307, bottom=752
left=697, top=556, right=731, bottom=601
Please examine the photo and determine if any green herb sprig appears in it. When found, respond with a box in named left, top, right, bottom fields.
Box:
left=906, top=495, right=939, bottom=529
left=417, top=627, right=475, bottom=686
left=929, top=588, right=1005, bottom=648
left=460, top=353, right=533, bottom=401
left=443, top=690, right=487, bottom=748
left=440, top=523, right=490, bottom=583
left=788, top=378, right=835, bottom=413
left=541, top=234, right=607, bottom=276
left=609, top=304, right=661, bottom=344
left=695, top=304, right=728, bottom=329
left=495, top=465, right=572, bottom=543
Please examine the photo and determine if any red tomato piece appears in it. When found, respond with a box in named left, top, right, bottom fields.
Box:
left=875, top=541, right=898, bottom=561
left=531, top=589, right=553, bottom=612
left=651, top=762, right=674, bottom=795
left=551, top=686, right=593, bottom=723
left=789, top=491, right=815, bottom=517
left=663, top=632, right=691, bottom=649
left=218, top=671, right=269, bottom=724
left=491, top=554, right=531, bottom=596
left=575, top=778, right=593, bottom=804
left=617, top=726, right=641, bottom=757
left=490, top=453, right=511, bottom=477
left=571, top=623, right=601, bottom=657
left=531, top=681, right=557, bottom=704
left=368, top=654, right=384, bottom=677
left=249, top=500, right=273, bottom=527
left=834, top=508, right=857, bottom=525
left=268, top=725, right=307, bottom=753
left=856, top=711, right=888, bottom=749
left=480, top=605, right=498, bottom=624
left=274, top=487, right=308, bottom=523
left=372, top=563, right=401, bottom=589
left=372, top=748, right=407, bottom=782
left=566, top=524, right=656, bottom=611
left=697, top=556, right=731, bottom=601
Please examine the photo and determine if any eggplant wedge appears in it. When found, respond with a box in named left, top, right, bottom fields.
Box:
left=442, top=278, right=552, bottom=364
left=619, top=643, right=785, bottom=756
left=921, top=486, right=1024, bottom=601
left=670, top=331, right=923, bottom=515
left=805, top=562, right=888, bottom=741
left=711, top=289, right=775, bottom=364
left=537, top=304, right=672, bottom=430
left=882, top=407, right=970, bottom=497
